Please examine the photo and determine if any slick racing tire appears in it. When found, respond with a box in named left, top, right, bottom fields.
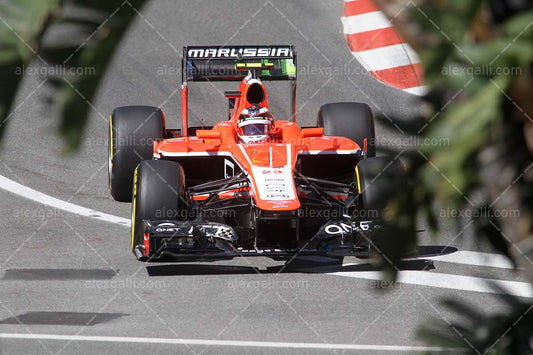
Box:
left=355, top=156, right=405, bottom=255
left=355, top=156, right=405, bottom=215
left=317, top=102, right=376, bottom=157
left=131, top=160, right=187, bottom=259
left=109, top=106, right=166, bottom=202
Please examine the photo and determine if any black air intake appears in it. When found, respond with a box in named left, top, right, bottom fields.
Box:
left=246, top=83, right=265, bottom=105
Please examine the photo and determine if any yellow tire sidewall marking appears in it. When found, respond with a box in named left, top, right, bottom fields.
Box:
left=355, top=165, right=362, bottom=194
left=109, top=115, right=114, bottom=192
left=131, top=167, right=138, bottom=250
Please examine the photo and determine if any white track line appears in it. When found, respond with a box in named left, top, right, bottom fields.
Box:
left=343, top=250, right=514, bottom=270
left=415, top=250, right=515, bottom=269
left=334, top=270, right=533, bottom=298
left=0, top=333, right=463, bottom=352
left=0, top=175, right=130, bottom=227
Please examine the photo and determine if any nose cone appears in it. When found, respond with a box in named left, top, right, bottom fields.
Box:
left=236, top=144, right=300, bottom=212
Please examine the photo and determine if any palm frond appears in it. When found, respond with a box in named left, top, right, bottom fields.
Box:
left=0, top=0, right=60, bottom=143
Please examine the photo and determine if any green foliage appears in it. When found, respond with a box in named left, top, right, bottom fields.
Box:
left=421, top=75, right=510, bottom=204
left=0, top=0, right=148, bottom=150
left=48, top=0, right=149, bottom=149
left=376, top=0, right=533, bottom=352
left=0, top=0, right=60, bottom=141
left=416, top=0, right=532, bottom=250
left=418, top=290, right=533, bottom=354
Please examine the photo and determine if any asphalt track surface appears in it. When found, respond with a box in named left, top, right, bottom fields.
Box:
left=0, top=1, right=531, bottom=354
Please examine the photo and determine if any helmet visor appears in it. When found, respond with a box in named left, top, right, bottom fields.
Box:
left=241, top=123, right=270, bottom=136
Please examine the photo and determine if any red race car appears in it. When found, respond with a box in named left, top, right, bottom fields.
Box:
left=108, top=45, right=404, bottom=261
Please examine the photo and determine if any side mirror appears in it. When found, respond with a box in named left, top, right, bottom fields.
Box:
left=196, top=130, right=221, bottom=139
left=300, top=127, right=324, bottom=138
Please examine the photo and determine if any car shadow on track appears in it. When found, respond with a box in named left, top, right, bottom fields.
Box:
left=146, top=264, right=264, bottom=276
left=0, top=312, right=127, bottom=326
left=145, top=245, right=456, bottom=276
left=416, top=245, right=458, bottom=258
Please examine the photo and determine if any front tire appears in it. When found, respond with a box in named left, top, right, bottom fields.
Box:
left=355, top=156, right=405, bottom=214
left=131, top=160, right=187, bottom=259
left=318, top=102, right=376, bottom=157
left=109, top=106, right=166, bottom=202
left=355, top=156, right=406, bottom=255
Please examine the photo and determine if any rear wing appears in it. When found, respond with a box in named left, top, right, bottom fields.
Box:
left=182, top=45, right=297, bottom=82
left=180, top=45, right=298, bottom=133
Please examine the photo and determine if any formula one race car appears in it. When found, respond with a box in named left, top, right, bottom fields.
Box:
left=108, top=45, right=404, bottom=261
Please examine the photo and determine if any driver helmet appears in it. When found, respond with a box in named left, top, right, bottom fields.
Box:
left=237, top=106, right=273, bottom=143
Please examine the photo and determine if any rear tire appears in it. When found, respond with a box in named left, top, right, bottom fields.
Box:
left=131, top=160, right=187, bottom=259
left=109, top=106, right=165, bottom=202
left=317, top=102, right=376, bottom=157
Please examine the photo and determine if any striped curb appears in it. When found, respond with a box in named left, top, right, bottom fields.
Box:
left=342, top=0, right=427, bottom=95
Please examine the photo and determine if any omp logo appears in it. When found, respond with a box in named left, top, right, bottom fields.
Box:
left=188, top=47, right=292, bottom=58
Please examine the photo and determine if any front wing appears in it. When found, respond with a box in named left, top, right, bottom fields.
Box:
left=134, top=219, right=383, bottom=262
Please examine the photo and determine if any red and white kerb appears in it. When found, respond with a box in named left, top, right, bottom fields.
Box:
left=341, top=0, right=427, bottom=95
